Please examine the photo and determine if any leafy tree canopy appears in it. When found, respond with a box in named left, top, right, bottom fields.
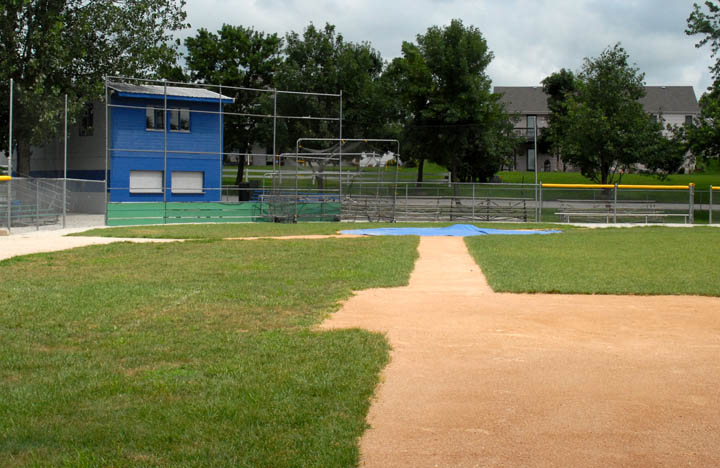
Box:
left=0, top=0, right=188, bottom=175
left=544, top=44, right=673, bottom=184
left=184, top=24, right=282, bottom=187
left=388, top=19, right=518, bottom=182
left=273, top=23, right=389, bottom=153
left=686, top=1, right=720, bottom=159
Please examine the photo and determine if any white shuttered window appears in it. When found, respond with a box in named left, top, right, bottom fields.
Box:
left=172, top=171, right=203, bottom=194
left=129, top=170, right=163, bottom=193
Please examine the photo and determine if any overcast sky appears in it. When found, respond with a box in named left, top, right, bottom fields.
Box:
left=183, top=0, right=715, bottom=97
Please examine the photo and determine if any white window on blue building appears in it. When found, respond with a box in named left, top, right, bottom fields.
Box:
left=172, top=171, right=203, bottom=194
left=146, top=107, right=164, bottom=130
left=130, top=170, right=163, bottom=193
left=170, top=109, right=190, bottom=132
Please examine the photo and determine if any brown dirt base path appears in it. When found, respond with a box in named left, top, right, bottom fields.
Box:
left=319, top=236, right=720, bottom=468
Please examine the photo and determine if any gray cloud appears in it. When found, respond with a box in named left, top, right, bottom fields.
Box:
left=183, top=0, right=714, bottom=96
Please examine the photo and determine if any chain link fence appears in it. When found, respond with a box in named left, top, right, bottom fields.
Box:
left=1, top=178, right=106, bottom=232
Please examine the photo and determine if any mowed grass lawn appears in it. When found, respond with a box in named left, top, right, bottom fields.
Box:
left=0, top=237, right=418, bottom=467
left=466, top=226, right=720, bottom=296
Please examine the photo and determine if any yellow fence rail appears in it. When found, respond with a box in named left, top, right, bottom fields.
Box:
left=0, top=176, right=11, bottom=182
left=541, top=183, right=693, bottom=190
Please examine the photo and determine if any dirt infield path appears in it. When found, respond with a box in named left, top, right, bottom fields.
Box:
left=320, top=237, right=720, bottom=467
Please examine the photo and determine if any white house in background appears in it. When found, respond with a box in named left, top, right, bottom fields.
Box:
left=0, top=149, right=18, bottom=175
left=494, top=86, right=701, bottom=173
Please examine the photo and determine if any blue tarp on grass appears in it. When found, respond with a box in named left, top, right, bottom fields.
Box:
left=340, top=224, right=562, bottom=237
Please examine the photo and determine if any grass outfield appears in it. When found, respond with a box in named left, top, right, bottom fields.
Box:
left=0, top=237, right=418, bottom=467
left=466, top=226, right=720, bottom=296
left=498, top=170, right=720, bottom=190
left=75, top=222, right=573, bottom=239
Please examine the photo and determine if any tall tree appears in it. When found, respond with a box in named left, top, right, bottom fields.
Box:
left=546, top=44, right=666, bottom=184
left=274, top=23, right=387, bottom=149
left=184, top=24, right=282, bottom=188
left=388, top=19, right=518, bottom=182
left=541, top=69, right=577, bottom=169
left=0, top=0, right=188, bottom=175
left=273, top=23, right=391, bottom=187
left=686, top=1, right=720, bottom=159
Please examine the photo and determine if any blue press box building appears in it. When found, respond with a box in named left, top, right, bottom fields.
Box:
left=31, top=83, right=234, bottom=202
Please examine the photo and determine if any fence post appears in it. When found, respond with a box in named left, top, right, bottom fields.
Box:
left=538, top=181, right=543, bottom=222
left=35, top=179, right=39, bottom=230
left=63, top=94, right=67, bottom=229
left=405, top=183, right=408, bottom=219
left=711, top=186, right=714, bottom=225
left=613, top=183, right=618, bottom=224
left=6, top=180, right=10, bottom=232
left=689, top=183, right=695, bottom=224
left=7, top=78, right=12, bottom=232
left=472, top=183, right=475, bottom=221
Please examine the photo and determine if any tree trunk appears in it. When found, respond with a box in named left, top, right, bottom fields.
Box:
left=416, top=158, right=425, bottom=187
left=16, top=140, right=31, bottom=177
left=600, top=162, right=610, bottom=185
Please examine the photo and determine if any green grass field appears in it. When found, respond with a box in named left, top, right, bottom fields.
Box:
left=222, top=162, right=450, bottom=186
left=466, top=226, right=720, bottom=296
left=498, top=170, right=720, bottom=190
left=5, top=222, right=720, bottom=466
left=0, top=237, right=418, bottom=467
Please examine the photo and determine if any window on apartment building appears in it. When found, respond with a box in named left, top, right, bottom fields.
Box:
left=170, top=108, right=190, bottom=132
left=527, top=115, right=536, bottom=137
left=79, top=103, right=94, bottom=136
left=543, top=160, right=551, bottom=172
left=650, top=114, right=658, bottom=124
left=146, top=106, right=164, bottom=130
left=685, top=115, right=694, bottom=126
left=527, top=148, right=536, bottom=171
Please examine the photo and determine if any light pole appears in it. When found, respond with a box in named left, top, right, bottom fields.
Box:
left=533, top=115, right=538, bottom=220
left=533, top=116, right=538, bottom=186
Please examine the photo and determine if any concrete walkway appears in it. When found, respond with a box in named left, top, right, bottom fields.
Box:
left=0, top=227, right=180, bottom=262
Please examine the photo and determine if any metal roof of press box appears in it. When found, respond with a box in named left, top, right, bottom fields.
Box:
left=108, top=82, right=234, bottom=103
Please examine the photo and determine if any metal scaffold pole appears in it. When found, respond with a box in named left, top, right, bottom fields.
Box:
left=104, top=77, right=109, bottom=225
left=63, top=94, right=67, bottom=228
left=339, top=90, right=343, bottom=196
left=273, top=89, right=277, bottom=173
left=7, top=78, right=13, bottom=231
left=162, top=79, right=168, bottom=207
left=218, top=84, right=223, bottom=201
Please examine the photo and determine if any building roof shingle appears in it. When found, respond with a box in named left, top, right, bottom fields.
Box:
left=494, top=87, right=549, bottom=114
left=494, top=85, right=699, bottom=115
left=640, top=86, right=699, bottom=114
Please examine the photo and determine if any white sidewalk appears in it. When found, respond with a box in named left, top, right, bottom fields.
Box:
left=0, top=227, right=179, bottom=262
